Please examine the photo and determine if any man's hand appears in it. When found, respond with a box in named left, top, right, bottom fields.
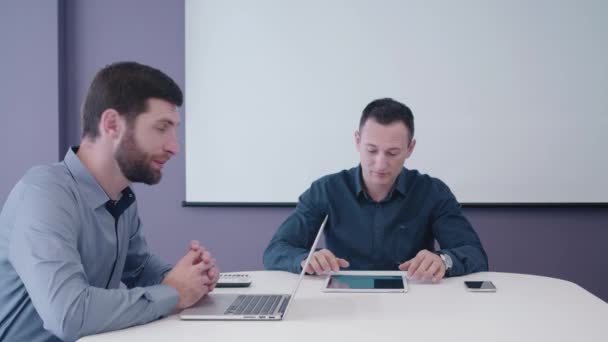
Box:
left=189, top=240, right=220, bottom=291
left=300, top=249, right=349, bottom=275
left=162, top=247, right=215, bottom=311
left=398, top=249, right=446, bottom=283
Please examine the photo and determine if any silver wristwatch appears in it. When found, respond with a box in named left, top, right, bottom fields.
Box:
left=437, top=252, right=453, bottom=272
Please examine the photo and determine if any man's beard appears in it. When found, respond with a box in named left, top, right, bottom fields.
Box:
left=115, top=129, right=162, bottom=185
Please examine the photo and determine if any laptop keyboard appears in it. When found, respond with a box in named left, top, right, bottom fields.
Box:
left=224, top=295, right=284, bottom=315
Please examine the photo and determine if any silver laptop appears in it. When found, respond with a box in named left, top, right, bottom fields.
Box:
left=179, top=215, right=328, bottom=321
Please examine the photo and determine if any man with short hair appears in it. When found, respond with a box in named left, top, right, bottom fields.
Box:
left=0, top=61, right=219, bottom=342
left=264, top=98, right=488, bottom=281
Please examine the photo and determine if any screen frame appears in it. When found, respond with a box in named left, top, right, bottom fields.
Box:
left=322, top=271, right=408, bottom=293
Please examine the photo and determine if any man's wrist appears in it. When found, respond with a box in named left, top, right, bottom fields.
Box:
left=435, top=251, right=453, bottom=273
left=294, top=252, right=309, bottom=273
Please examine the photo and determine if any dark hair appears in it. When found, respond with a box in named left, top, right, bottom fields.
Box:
left=359, top=98, right=414, bottom=139
left=81, top=61, right=183, bottom=139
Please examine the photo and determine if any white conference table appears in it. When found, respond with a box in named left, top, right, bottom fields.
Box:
left=80, top=271, right=607, bottom=342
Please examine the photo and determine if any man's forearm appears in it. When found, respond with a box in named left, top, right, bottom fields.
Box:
left=442, top=245, right=489, bottom=276
left=263, top=240, right=309, bottom=273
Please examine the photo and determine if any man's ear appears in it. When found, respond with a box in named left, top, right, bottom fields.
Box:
left=354, top=130, right=361, bottom=152
left=405, top=138, right=416, bottom=159
left=99, top=109, right=123, bottom=140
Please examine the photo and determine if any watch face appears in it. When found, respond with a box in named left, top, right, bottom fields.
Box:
left=438, top=252, right=452, bottom=270
left=444, top=253, right=453, bottom=269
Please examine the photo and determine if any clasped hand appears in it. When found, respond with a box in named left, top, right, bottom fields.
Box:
left=162, top=240, right=220, bottom=311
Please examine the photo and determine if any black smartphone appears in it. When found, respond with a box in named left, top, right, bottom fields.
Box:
left=464, top=281, right=496, bottom=292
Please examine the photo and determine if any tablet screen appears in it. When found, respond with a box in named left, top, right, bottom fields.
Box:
left=326, top=275, right=404, bottom=290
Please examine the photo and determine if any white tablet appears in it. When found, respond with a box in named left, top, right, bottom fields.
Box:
left=322, top=271, right=408, bottom=293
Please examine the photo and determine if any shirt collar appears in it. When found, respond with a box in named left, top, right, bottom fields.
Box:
left=393, top=168, right=408, bottom=196
left=354, top=165, right=365, bottom=197
left=63, top=146, right=135, bottom=209
left=353, top=165, right=408, bottom=201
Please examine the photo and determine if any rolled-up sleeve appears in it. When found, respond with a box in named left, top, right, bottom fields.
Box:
left=8, top=182, right=178, bottom=342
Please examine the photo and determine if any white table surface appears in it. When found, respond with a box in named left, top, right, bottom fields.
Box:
left=79, top=271, right=607, bottom=342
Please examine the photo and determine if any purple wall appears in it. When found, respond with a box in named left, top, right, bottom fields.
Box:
left=60, top=0, right=290, bottom=273
left=2, top=0, right=606, bottom=302
left=0, top=0, right=60, bottom=203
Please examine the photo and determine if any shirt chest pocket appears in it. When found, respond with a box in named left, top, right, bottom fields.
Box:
left=388, top=221, right=425, bottom=264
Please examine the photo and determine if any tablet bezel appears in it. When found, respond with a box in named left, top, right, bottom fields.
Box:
left=322, top=270, right=409, bottom=293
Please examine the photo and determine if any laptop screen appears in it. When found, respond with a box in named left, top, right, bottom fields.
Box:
left=282, top=215, right=328, bottom=317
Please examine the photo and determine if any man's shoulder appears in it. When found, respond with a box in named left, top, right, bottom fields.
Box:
left=1, top=163, right=80, bottom=234
left=23, top=162, right=71, bottom=184
left=20, top=162, right=76, bottom=196
left=404, top=168, right=452, bottom=195
left=296, top=168, right=358, bottom=203
left=310, top=167, right=357, bottom=190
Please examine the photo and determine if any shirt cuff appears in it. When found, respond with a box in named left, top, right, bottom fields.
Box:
left=439, top=250, right=457, bottom=277
left=143, top=284, right=179, bottom=318
left=292, top=251, right=310, bottom=274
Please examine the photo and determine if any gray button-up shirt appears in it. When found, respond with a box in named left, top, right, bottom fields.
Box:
left=0, top=147, right=178, bottom=342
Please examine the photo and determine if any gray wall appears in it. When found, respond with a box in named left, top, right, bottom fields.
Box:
left=1, top=0, right=607, bottom=302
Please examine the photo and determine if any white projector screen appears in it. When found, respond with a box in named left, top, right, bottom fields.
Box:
left=185, top=0, right=608, bottom=205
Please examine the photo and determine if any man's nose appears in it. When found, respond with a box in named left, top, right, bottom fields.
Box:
left=375, top=154, right=388, bottom=168
left=165, top=136, right=180, bottom=155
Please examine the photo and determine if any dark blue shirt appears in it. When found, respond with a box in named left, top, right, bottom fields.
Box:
left=263, top=166, right=488, bottom=276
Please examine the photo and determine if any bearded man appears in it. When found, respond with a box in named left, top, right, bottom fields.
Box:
left=0, top=62, right=219, bottom=342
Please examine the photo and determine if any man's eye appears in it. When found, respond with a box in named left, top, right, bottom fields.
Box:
left=157, top=126, right=168, bottom=132
left=367, top=149, right=377, bottom=154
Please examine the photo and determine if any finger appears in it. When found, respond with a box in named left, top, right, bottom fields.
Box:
left=195, top=260, right=214, bottom=273
left=200, top=250, right=212, bottom=263
left=190, top=242, right=207, bottom=262
left=208, top=265, right=220, bottom=282
left=199, top=256, right=215, bottom=269
left=398, top=260, right=411, bottom=271
left=432, top=264, right=446, bottom=283
left=207, top=266, right=220, bottom=283
left=301, top=258, right=315, bottom=274
left=198, top=284, right=210, bottom=297
left=419, top=258, right=437, bottom=281
left=200, top=274, right=211, bottom=285
left=315, top=254, right=332, bottom=274
left=305, top=263, right=316, bottom=275
left=321, top=252, right=340, bottom=272
left=192, top=250, right=204, bottom=265
left=425, top=261, right=441, bottom=281
left=207, top=267, right=216, bottom=280
left=178, top=248, right=200, bottom=265
left=414, top=256, right=433, bottom=279
left=320, top=250, right=340, bottom=272
left=337, top=258, right=350, bottom=268
left=189, top=240, right=200, bottom=251
left=407, top=256, right=423, bottom=277
left=308, top=256, right=324, bottom=275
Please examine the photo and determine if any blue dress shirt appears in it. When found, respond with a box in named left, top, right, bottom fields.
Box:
left=263, top=166, right=488, bottom=276
left=0, top=147, right=178, bottom=342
